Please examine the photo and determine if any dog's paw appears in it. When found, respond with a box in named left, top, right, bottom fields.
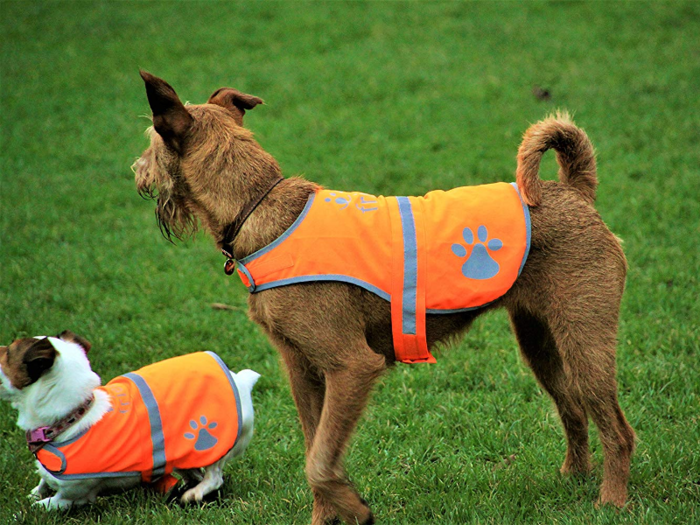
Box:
left=33, top=496, right=72, bottom=511
left=451, top=225, right=503, bottom=280
left=179, top=483, right=223, bottom=504
left=180, top=486, right=205, bottom=503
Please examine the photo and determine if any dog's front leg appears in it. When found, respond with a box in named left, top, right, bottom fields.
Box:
left=272, top=335, right=337, bottom=524
left=32, top=478, right=101, bottom=510
left=28, top=478, right=52, bottom=500
left=305, top=345, right=386, bottom=525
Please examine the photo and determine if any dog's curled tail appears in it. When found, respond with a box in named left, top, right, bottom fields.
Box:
left=516, top=112, right=597, bottom=207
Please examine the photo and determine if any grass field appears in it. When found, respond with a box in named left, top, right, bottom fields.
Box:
left=1, top=1, right=699, bottom=523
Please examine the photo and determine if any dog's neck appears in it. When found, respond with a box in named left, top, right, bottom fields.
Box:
left=220, top=176, right=284, bottom=259
left=17, top=387, right=112, bottom=442
left=212, top=176, right=319, bottom=260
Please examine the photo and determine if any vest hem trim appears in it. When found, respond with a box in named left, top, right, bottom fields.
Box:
left=44, top=470, right=142, bottom=481
left=510, top=182, right=532, bottom=276
left=205, top=351, right=242, bottom=444
left=250, top=275, right=391, bottom=302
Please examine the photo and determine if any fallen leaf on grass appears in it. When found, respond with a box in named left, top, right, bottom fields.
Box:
left=211, top=303, right=244, bottom=311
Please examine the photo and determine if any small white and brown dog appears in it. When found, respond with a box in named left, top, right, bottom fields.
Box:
left=0, top=331, right=260, bottom=510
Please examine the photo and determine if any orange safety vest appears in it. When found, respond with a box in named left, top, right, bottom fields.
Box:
left=35, top=352, right=241, bottom=492
left=236, top=182, right=530, bottom=364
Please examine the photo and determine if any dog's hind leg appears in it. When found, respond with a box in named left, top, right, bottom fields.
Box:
left=575, top=353, right=635, bottom=507
left=585, top=382, right=635, bottom=507
left=545, top=307, right=635, bottom=507
left=509, top=309, right=591, bottom=476
left=305, top=344, right=386, bottom=525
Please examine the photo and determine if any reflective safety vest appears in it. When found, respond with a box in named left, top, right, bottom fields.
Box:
left=35, top=352, right=241, bottom=493
left=236, top=182, right=530, bottom=364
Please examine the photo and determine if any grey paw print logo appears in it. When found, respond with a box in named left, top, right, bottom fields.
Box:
left=184, top=416, right=219, bottom=451
left=324, top=192, right=351, bottom=209
left=451, top=225, right=503, bottom=280
left=325, top=192, right=378, bottom=213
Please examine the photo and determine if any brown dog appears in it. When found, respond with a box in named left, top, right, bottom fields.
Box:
left=134, top=71, right=635, bottom=523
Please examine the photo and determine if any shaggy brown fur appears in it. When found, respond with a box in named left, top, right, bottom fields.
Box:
left=133, top=71, right=635, bottom=523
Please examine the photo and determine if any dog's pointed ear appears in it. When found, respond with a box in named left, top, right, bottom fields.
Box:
left=23, top=338, right=57, bottom=383
left=58, top=330, right=92, bottom=355
left=140, top=70, right=193, bottom=152
left=208, top=88, right=263, bottom=126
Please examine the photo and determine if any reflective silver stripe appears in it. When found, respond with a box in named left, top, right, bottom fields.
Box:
left=396, top=197, right=418, bottom=335
left=249, top=275, right=391, bottom=301
left=123, top=372, right=167, bottom=478
left=205, top=351, right=242, bottom=444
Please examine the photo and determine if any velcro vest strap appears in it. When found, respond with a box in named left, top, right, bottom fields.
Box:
left=390, top=197, right=435, bottom=363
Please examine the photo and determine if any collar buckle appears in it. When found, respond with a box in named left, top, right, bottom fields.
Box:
left=26, top=427, right=54, bottom=452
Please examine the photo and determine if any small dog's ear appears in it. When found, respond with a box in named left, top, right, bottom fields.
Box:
left=208, top=88, right=263, bottom=126
left=140, top=70, right=194, bottom=152
left=58, top=330, right=92, bottom=355
left=23, top=338, right=57, bottom=383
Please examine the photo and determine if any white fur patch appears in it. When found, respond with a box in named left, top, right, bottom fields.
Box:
left=0, top=366, right=19, bottom=399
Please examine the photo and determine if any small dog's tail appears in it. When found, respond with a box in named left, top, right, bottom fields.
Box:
left=235, top=369, right=261, bottom=391
left=516, top=112, right=597, bottom=206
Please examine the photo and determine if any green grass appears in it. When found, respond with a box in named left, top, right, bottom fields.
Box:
left=1, top=1, right=699, bottom=523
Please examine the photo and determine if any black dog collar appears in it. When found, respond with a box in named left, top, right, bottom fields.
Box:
left=221, top=176, right=284, bottom=275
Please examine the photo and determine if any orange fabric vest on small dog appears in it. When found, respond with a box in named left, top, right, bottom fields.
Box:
left=35, top=352, right=241, bottom=492
left=236, top=182, right=530, bottom=364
